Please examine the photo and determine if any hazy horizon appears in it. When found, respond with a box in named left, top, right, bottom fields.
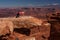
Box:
left=0, top=0, right=60, bottom=8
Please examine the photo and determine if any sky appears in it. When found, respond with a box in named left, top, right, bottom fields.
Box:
left=0, top=0, right=60, bottom=8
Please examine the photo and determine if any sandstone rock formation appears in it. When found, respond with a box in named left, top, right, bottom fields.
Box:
left=0, top=16, right=50, bottom=40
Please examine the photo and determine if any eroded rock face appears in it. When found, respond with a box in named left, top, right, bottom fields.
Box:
left=29, top=22, right=50, bottom=40
left=12, top=16, right=43, bottom=28
left=0, top=16, right=43, bottom=36
left=0, top=20, right=14, bottom=36
left=0, top=16, right=50, bottom=40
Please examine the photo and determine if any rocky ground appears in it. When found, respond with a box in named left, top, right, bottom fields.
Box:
left=0, top=16, right=50, bottom=40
